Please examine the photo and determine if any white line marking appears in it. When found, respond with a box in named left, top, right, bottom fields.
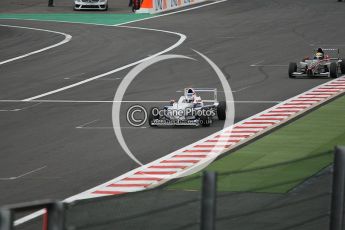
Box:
left=14, top=102, right=42, bottom=111
left=76, top=126, right=147, bottom=129
left=0, top=166, right=46, bottom=180
left=251, top=64, right=288, bottom=67
left=0, top=100, right=171, bottom=103
left=22, top=26, right=186, bottom=101
left=0, top=102, right=41, bottom=112
left=232, top=86, right=254, bottom=93
left=63, top=72, right=86, bottom=80
left=0, top=24, right=72, bottom=65
left=0, top=109, right=19, bottom=112
left=0, top=99, right=281, bottom=103
left=14, top=210, right=46, bottom=226
left=75, top=119, right=147, bottom=129
left=76, top=119, right=99, bottom=128
left=250, top=60, right=287, bottom=67
left=249, top=60, right=264, bottom=67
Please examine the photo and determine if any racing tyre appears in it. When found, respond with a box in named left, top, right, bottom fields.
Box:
left=340, top=60, right=345, bottom=74
left=217, top=101, right=226, bottom=120
left=330, top=62, right=338, bottom=78
left=288, top=62, right=297, bottom=78
left=148, top=107, right=159, bottom=127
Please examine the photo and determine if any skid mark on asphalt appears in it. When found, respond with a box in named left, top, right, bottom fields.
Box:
left=0, top=102, right=41, bottom=112
left=75, top=119, right=147, bottom=129
left=63, top=73, right=121, bottom=81
left=250, top=60, right=287, bottom=67
left=0, top=166, right=47, bottom=180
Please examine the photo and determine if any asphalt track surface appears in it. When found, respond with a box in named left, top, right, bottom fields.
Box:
left=1, top=0, right=345, bottom=228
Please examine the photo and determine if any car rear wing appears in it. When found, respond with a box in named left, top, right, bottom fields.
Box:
left=184, top=88, right=218, bottom=103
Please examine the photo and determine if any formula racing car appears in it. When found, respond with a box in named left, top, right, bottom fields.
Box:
left=148, top=88, right=226, bottom=127
left=288, top=48, right=345, bottom=78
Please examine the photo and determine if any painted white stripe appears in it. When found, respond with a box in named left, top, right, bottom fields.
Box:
left=265, top=110, right=295, bottom=113
left=141, top=168, right=182, bottom=172
left=288, top=101, right=318, bottom=104
left=261, top=114, right=291, bottom=117
left=227, top=132, right=257, bottom=136
left=153, top=162, right=194, bottom=166
left=277, top=105, right=310, bottom=108
left=233, top=127, right=267, bottom=131
left=94, top=187, right=144, bottom=192
left=192, top=147, right=227, bottom=151
left=0, top=24, right=72, bottom=65
left=235, top=123, right=270, bottom=127
left=115, top=180, right=158, bottom=184
left=299, top=95, right=330, bottom=98
left=258, top=116, right=289, bottom=119
left=130, top=173, right=172, bottom=178
left=211, top=137, right=244, bottom=141
left=22, top=26, right=186, bottom=101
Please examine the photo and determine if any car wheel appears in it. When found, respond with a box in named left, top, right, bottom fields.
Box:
left=340, top=60, right=345, bottom=74
left=330, top=62, right=338, bottom=78
left=217, top=101, right=226, bottom=120
left=148, top=107, right=159, bottom=127
left=288, top=62, right=297, bottom=78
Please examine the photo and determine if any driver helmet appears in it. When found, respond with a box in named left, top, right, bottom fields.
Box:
left=186, top=88, right=196, bottom=103
left=315, top=52, right=324, bottom=60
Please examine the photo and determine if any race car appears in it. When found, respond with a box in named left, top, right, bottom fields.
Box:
left=288, top=48, right=345, bottom=78
left=74, top=0, right=108, bottom=10
left=148, top=88, right=226, bottom=127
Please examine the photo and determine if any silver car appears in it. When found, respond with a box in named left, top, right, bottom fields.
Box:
left=74, top=0, right=108, bottom=10
left=148, top=88, right=226, bottom=127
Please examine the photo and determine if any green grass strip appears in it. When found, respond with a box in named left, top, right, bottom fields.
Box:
left=0, top=13, right=151, bottom=25
left=170, top=95, right=345, bottom=193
